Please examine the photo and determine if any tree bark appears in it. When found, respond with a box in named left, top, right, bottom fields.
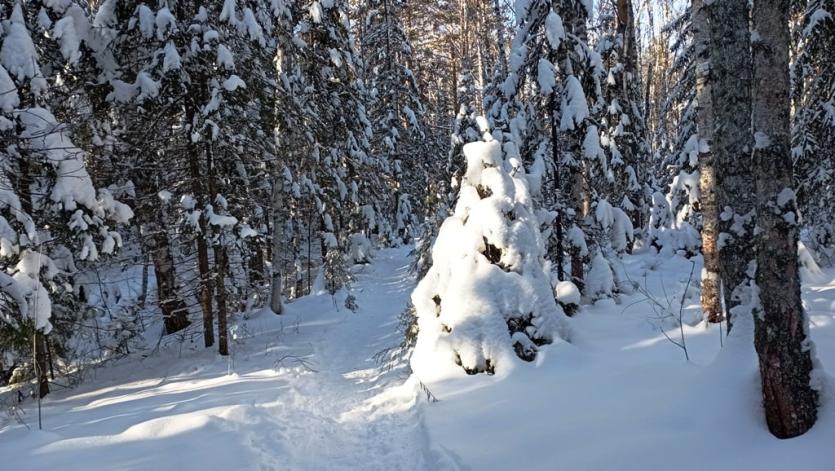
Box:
left=189, top=142, right=214, bottom=348
left=751, top=0, right=818, bottom=438
left=710, top=0, right=754, bottom=332
left=33, top=330, right=49, bottom=398
left=214, top=243, right=229, bottom=357
left=134, top=182, right=190, bottom=335
left=270, top=176, right=284, bottom=315
left=692, top=0, right=722, bottom=323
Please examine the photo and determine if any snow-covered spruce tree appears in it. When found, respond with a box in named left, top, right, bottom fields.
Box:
left=494, top=0, right=616, bottom=298
left=411, top=122, right=571, bottom=378
left=88, top=0, right=192, bottom=336
left=359, top=0, right=427, bottom=245
left=594, top=0, right=649, bottom=239
left=89, top=0, right=280, bottom=351
left=268, top=0, right=380, bottom=305
left=648, top=8, right=701, bottom=257
left=792, top=0, right=835, bottom=261
left=751, top=0, right=818, bottom=438
left=0, top=1, right=131, bottom=394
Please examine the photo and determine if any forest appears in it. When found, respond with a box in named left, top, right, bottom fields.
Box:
left=0, top=0, right=834, bottom=469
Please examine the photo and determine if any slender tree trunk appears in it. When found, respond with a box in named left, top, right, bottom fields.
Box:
left=33, top=330, right=49, bottom=398
left=710, top=0, right=754, bottom=332
left=215, top=243, right=229, bottom=357
left=751, top=0, right=818, bottom=438
left=692, top=0, right=722, bottom=323
left=19, top=158, right=50, bottom=397
left=189, top=143, right=214, bottom=348
left=549, top=76, right=565, bottom=281
left=270, top=178, right=284, bottom=315
left=146, top=218, right=190, bottom=334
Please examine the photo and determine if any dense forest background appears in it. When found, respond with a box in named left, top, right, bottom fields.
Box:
left=0, top=0, right=832, bottom=441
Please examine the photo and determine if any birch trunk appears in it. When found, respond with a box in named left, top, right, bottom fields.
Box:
left=752, top=0, right=818, bottom=438
left=692, top=0, right=722, bottom=323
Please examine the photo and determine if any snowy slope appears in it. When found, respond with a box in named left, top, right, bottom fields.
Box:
left=2, top=247, right=834, bottom=470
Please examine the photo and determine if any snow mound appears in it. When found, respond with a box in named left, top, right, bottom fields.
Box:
left=411, top=133, right=571, bottom=380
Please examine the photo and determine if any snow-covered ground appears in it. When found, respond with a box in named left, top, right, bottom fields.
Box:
left=2, top=247, right=834, bottom=470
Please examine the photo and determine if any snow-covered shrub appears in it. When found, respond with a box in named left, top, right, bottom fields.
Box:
left=347, top=233, right=373, bottom=265
left=410, top=134, right=571, bottom=378
left=647, top=191, right=701, bottom=256
left=555, top=280, right=581, bottom=316
left=585, top=250, right=615, bottom=301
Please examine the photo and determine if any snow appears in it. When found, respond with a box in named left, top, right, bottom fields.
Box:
left=754, top=131, right=772, bottom=150
left=418, top=250, right=835, bottom=471
left=0, top=64, right=20, bottom=112
left=544, top=11, right=564, bottom=50
left=162, top=42, right=181, bottom=72
left=242, top=8, right=264, bottom=45
left=3, top=248, right=835, bottom=469
left=52, top=15, right=82, bottom=65
left=217, top=44, right=235, bottom=69
left=537, top=58, right=556, bottom=95
left=803, top=8, right=832, bottom=37
left=310, top=1, right=324, bottom=23
left=560, top=75, right=590, bottom=130
left=17, top=107, right=97, bottom=210
left=411, top=137, right=570, bottom=379
left=555, top=280, right=581, bottom=306
left=137, top=5, right=155, bottom=38
left=1, top=248, right=454, bottom=470
left=1, top=5, right=45, bottom=94
left=154, top=7, right=177, bottom=41
left=222, top=74, right=246, bottom=91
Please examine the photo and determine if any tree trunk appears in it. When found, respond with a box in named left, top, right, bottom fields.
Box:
left=134, top=186, right=190, bottom=335
left=147, top=219, right=191, bottom=334
left=189, top=144, right=214, bottom=348
left=214, top=243, right=229, bottom=357
left=751, top=0, right=818, bottom=438
left=710, top=0, right=754, bottom=332
left=692, top=0, right=722, bottom=323
left=33, top=330, right=49, bottom=398
left=270, top=177, right=284, bottom=315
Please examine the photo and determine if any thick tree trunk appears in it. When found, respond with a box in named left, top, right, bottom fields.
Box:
left=710, top=0, right=754, bottom=332
left=692, top=0, right=722, bottom=323
left=751, top=0, right=818, bottom=438
left=147, top=219, right=191, bottom=334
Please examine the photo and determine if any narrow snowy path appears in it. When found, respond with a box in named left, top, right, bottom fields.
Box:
left=0, top=247, right=456, bottom=471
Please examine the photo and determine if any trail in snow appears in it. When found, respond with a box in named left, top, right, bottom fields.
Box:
left=0, top=247, right=456, bottom=471
left=5, top=248, right=835, bottom=471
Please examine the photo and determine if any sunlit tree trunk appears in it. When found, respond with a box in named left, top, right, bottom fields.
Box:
left=692, top=0, right=722, bottom=323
